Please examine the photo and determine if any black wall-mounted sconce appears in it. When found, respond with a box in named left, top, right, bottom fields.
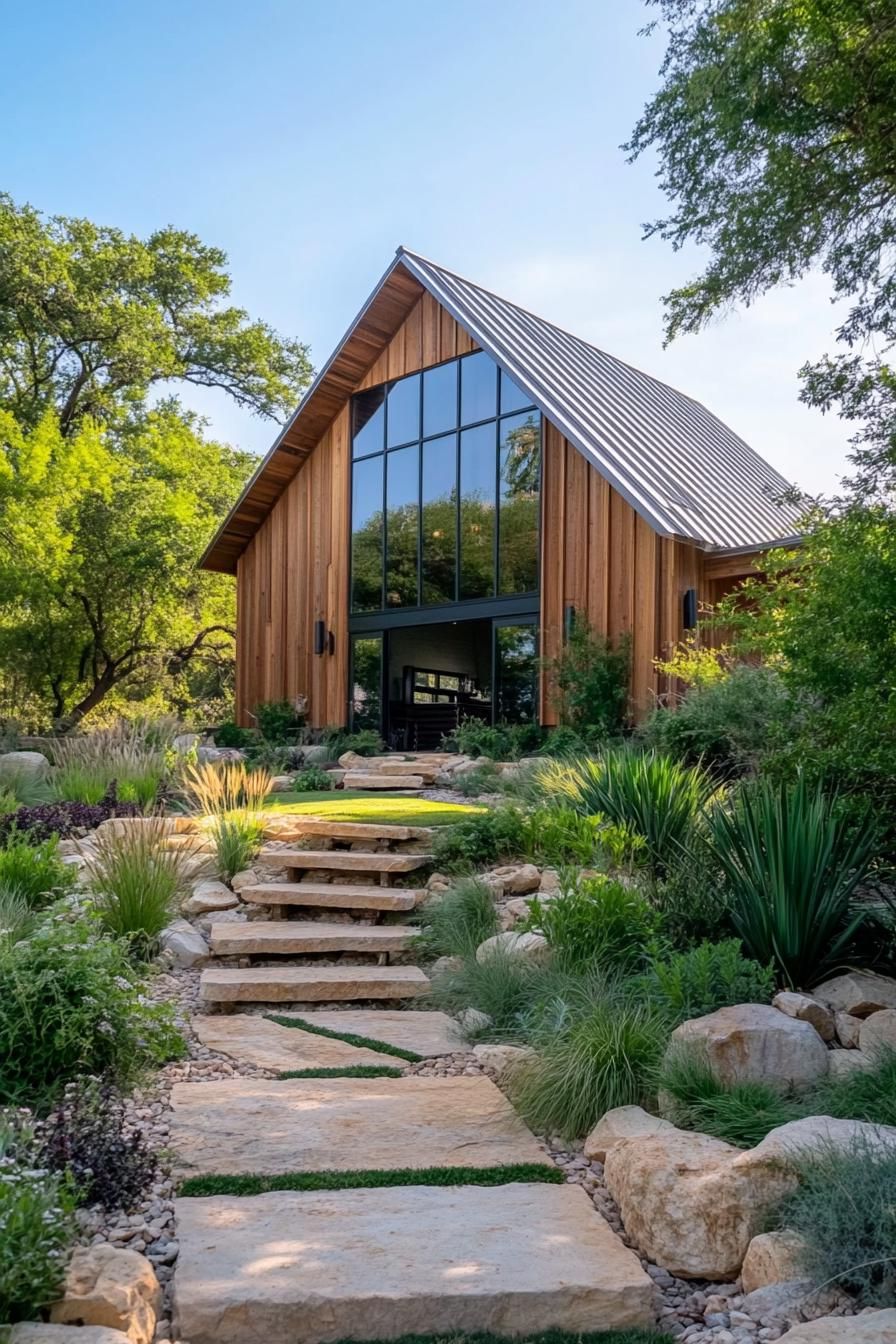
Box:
left=683, top=588, right=698, bottom=630
left=564, top=603, right=576, bottom=641
left=314, top=620, right=336, bottom=657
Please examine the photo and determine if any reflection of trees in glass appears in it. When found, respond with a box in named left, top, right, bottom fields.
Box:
left=496, top=623, right=537, bottom=721
left=500, top=416, right=540, bottom=596
left=351, top=636, right=382, bottom=731
left=422, top=489, right=457, bottom=605
left=351, top=503, right=383, bottom=611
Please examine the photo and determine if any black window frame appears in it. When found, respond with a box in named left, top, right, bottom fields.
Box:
left=349, top=351, right=542, bottom=618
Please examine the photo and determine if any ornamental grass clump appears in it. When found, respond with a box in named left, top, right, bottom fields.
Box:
left=50, top=725, right=167, bottom=809
left=0, top=913, right=185, bottom=1110
left=415, top=876, right=499, bottom=961
left=0, top=1108, right=76, bottom=1324
left=656, top=1045, right=801, bottom=1147
left=85, top=818, right=201, bottom=958
left=182, top=759, right=272, bottom=881
left=551, top=748, right=715, bottom=875
left=704, top=775, right=877, bottom=988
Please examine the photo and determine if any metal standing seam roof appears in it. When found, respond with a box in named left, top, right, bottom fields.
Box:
left=396, top=248, right=802, bottom=551
left=200, top=246, right=803, bottom=570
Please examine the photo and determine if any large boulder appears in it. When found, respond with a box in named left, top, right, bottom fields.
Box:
left=669, top=1003, right=829, bottom=1090
left=472, top=1043, right=537, bottom=1081
left=742, top=1115, right=896, bottom=1167
left=812, top=971, right=896, bottom=1018
left=183, top=879, right=239, bottom=916
left=835, top=1010, right=863, bottom=1048
left=741, top=1230, right=807, bottom=1293
left=860, top=1008, right=896, bottom=1057
left=160, top=918, right=209, bottom=968
left=49, top=1244, right=160, bottom=1344
left=772, top=990, right=836, bottom=1042
left=603, top=1127, right=796, bottom=1280
left=489, top=863, right=541, bottom=895
left=475, top=930, right=551, bottom=966
left=583, top=1105, right=676, bottom=1163
left=0, top=749, right=49, bottom=773
left=777, top=1311, right=896, bottom=1342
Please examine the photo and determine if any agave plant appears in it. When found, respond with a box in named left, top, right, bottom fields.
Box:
left=550, top=747, right=715, bottom=875
left=704, top=775, right=877, bottom=989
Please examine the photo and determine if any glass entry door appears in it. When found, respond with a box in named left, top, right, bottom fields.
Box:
left=349, top=634, right=383, bottom=732
left=493, top=619, right=538, bottom=722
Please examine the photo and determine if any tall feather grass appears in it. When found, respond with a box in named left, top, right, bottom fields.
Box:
left=49, top=723, right=167, bottom=807
left=704, top=775, right=877, bottom=988
left=84, top=818, right=202, bottom=959
left=181, top=760, right=272, bottom=881
left=415, top=877, right=499, bottom=960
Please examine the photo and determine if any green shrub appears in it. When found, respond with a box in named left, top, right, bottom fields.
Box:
left=636, top=939, right=776, bottom=1023
left=0, top=1110, right=76, bottom=1323
left=773, top=1136, right=896, bottom=1306
left=431, top=805, right=526, bottom=871
left=416, top=877, right=499, bottom=960
left=319, top=726, right=384, bottom=760
left=445, top=718, right=545, bottom=762
left=214, top=720, right=252, bottom=748
left=291, top=765, right=334, bottom=793
left=0, top=832, right=75, bottom=909
left=553, top=748, right=715, bottom=875
left=85, top=818, right=199, bottom=959
left=452, top=762, right=503, bottom=797
left=526, top=874, right=661, bottom=972
left=640, top=664, right=789, bottom=777
left=705, top=775, right=877, bottom=988
left=252, top=698, right=305, bottom=741
left=508, top=997, right=669, bottom=1139
left=648, top=842, right=732, bottom=946
left=544, top=620, right=631, bottom=739
left=657, top=1047, right=800, bottom=1147
left=0, top=913, right=185, bottom=1109
left=517, top=805, right=604, bottom=867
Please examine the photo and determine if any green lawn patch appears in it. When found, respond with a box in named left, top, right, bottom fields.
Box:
left=278, top=1065, right=404, bottom=1079
left=263, top=791, right=485, bottom=827
left=328, top=1335, right=674, bottom=1344
left=178, top=1162, right=565, bottom=1198
left=266, top=1013, right=423, bottom=1062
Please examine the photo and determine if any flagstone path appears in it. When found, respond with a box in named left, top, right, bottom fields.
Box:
left=171, top=817, right=656, bottom=1342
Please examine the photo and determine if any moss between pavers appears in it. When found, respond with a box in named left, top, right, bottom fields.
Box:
left=278, top=1065, right=404, bottom=1079
left=328, top=1333, right=674, bottom=1344
left=265, top=1012, right=423, bottom=1062
left=178, top=1162, right=565, bottom=1198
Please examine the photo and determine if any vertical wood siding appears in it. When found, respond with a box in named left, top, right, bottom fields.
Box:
left=236, top=291, right=719, bottom=726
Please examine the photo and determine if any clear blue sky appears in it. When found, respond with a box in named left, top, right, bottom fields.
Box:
left=2, top=0, right=849, bottom=494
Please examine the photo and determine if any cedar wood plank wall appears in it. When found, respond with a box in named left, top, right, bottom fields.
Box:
left=234, top=292, right=703, bottom=726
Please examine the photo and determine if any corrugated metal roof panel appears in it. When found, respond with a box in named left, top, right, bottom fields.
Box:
left=396, top=248, right=802, bottom=549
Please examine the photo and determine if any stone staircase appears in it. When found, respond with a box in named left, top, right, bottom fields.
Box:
left=198, top=818, right=435, bottom=1010
left=337, top=749, right=456, bottom=790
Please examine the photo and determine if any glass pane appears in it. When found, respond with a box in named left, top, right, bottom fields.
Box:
left=421, top=433, right=457, bottom=605
left=385, top=444, right=419, bottom=607
left=498, top=412, right=540, bottom=595
left=352, top=386, right=385, bottom=458
left=500, top=368, right=533, bottom=415
left=351, top=455, right=384, bottom=611
left=459, top=423, right=495, bottom=599
left=460, top=351, right=497, bottom=426
left=386, top=372, right=420, bottom=447
left=423, top=361, right=458, bottom=437
left=495, top=623, right=537, bottom=722
left=351, top=635, right=382, bottom=732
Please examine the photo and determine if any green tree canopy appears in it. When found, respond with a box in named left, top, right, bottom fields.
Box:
left=629, top=0, right=896, bottom=495
left=0, top=196, right=312, bottom=727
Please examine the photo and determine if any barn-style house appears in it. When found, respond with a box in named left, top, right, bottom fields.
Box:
left=201, top=249, right=800, bottom=746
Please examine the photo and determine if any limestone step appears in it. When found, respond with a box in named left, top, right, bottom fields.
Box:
left=258, top=848, right=433, bottom=874
left=173, top=1183, right=655, bottom=1344
left=199, top=964, right=430, bottom=1004
left=263, top=818, right=430, bottom=843
left=192, top=1014, right=401, bottom=1071
left=170, top=1075, right=551, bottom=1177
left=340, top=772, right=426, bottom=789
left=209, top=920, right=420, bottom=956
left=240, top=882, right=425, bottom=912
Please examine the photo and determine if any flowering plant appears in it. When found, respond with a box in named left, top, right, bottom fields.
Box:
left=0, top=1108, right=75, bottom=1323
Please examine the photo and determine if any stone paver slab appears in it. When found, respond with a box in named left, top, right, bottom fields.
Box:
left=173, top=1183, right=654, bottom=1344
left=241, top=882, right=423, bottom=911
left=191, top=1014, right=397, bottom=1071
left=208, top=920, right=419, bottom=956
left=299, top=1008, right=463, bottom=1056
left=199, top=964, right=430, bottom=1004
left=170, top=1075, right=550, bottom=1176
left=259, top=849, right=432, bottom=873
